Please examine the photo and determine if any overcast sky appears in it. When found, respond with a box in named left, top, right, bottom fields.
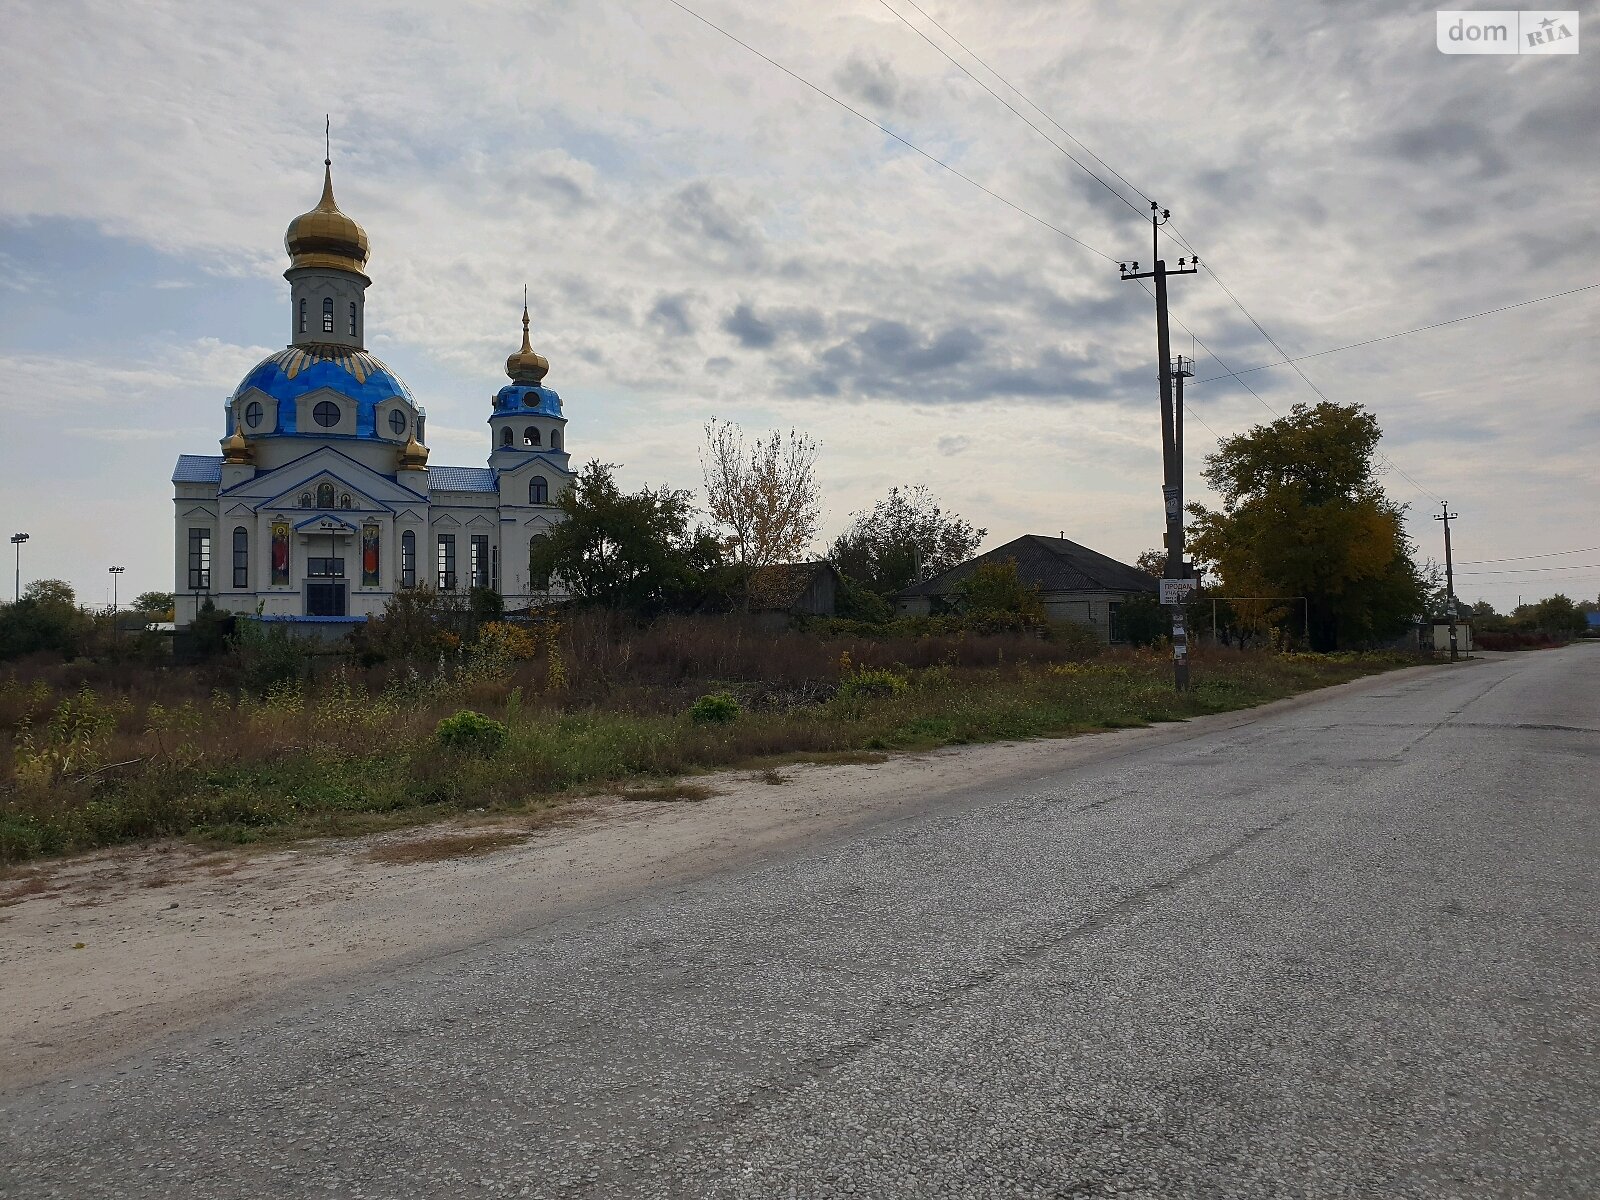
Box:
left=1, top=0, right=1595, bottom=612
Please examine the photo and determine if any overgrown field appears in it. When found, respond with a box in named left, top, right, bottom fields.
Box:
left=0, top=615, right=1423, bottom=864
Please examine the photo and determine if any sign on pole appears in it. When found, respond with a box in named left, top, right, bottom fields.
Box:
left=1159, top=577, right=1200, bottom=606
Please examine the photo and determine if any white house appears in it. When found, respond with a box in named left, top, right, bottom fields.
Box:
left=172, top=157, right=575, bottom=626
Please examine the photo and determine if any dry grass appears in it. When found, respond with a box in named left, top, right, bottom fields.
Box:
left=755, top=767, right=787, bottom=785
left=365, top=830, right=528, bottom=865
left=0, top=872, right=53, bottom=906
left=615, top=782, right=716, bottom=804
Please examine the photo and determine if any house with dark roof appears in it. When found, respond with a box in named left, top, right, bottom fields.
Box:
left=895, top=534, right=1158, bottom=643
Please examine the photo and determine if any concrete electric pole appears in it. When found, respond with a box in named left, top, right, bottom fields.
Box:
left=1120, top=203, right=1198, bottom=690
left=1434, top=502, right=1460, bottom=662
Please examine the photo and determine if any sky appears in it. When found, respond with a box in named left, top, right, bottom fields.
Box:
left=1, top=0, right=1595, bottom=613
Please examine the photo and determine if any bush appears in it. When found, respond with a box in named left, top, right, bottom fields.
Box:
left=232, top=618, right=307, bottom=694
left=689, top=692, right=740, bottom=724
left=837, top=666, right=910, bottom=701
left=434, top=709, right=509, bottom=756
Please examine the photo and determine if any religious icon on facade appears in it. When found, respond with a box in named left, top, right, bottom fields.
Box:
left=270, top=521, right=290, bottom=586
left=361, top=524, right=380, bottom=587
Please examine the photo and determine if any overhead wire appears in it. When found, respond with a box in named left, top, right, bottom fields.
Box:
left=661, top=0, right=1119, bottom=264
left=1456, top=562, right=1600, bottom=576
left=1460, top=545, right=1600, bottom=565
left=1188, top=283, right=1600, bottom=386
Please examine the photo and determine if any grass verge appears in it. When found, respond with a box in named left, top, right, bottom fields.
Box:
left=1, top=648, right=1424, bottom=864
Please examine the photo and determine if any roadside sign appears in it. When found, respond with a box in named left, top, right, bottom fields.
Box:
left=1160, top=578, right=1200, bottom=606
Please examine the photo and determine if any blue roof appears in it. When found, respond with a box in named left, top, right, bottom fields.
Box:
left=493, top=382, right=564, bottom=418
left=247, top=615, right=370, bottom=625
left=173, top=454, right=223, bottom=483
left=232, top=345, right=415, bottom=439
left=429, top=465, right=496, bottom=492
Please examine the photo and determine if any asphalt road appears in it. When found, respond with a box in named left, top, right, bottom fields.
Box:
left=3, top=647, right=1596, bottom=1199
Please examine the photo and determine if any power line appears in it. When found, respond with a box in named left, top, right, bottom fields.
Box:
left=1457, top=562, right=1600, bottom=576
left=874, top=0, right=1146, bottom=219
left=1188, top=283, right=1600, bottom=386
left=662, top=0, right=1118, bottom=264
left=1460, top=545, right=1600, bottom=565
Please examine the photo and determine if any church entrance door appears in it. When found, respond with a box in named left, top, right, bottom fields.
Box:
left=306, top=583, right=347, bottom=617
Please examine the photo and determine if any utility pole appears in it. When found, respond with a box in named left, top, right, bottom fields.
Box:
left=10, top=533, right=28, bottom=602
left=1120, top=203, right=1198, bottom=690
left=1434, top=501, right=1460, bottom=662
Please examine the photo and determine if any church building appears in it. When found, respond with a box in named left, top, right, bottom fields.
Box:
left=171, top=157, right=574, bottom=626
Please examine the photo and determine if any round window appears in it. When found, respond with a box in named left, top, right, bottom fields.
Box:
left=313, top=401, right=341, bottom=428
left=244, top=401, right=264, bottom=429
left=388, top=409, right=407, bottom=436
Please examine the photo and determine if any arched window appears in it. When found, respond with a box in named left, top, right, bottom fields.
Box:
left=313, top=400, right=340, bottom=428
left=340, top=493, right=353, bottom=509
left=316, top=482, right=335, bottom=508
left=500, top=427, right=513, bottom=447
left=551, top=429, right=561, bottom=451
left=244, top=401, right=264, bottom=429
left=322, top=296, right=335, bottom=333
left=232, top=527, right=249, bottom=589
left=298, top=298, right=307, bottom=334
left=348, top=302, right=358, bottom=337
left=388, top=409, right=407, bottom=436
left=299, top=491, right=313, bottom=508
left=523, top=427, right=541, bottom=447
left=529, top=476, right=548, bottom=505
left=401, top=530, right=416, bottom=588
left=529, top=534, right=551, bottom=590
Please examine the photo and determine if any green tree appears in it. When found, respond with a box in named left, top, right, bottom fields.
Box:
left=1116, top=593, right=1168, bottom=648
left=532, top=462, right=725, bottom=614
left=951, top=559, right=1045, bottom=622
left=1187, top=402, right=1426, bottom=651
left=22, top=579, right=76, bottom=608
left=1527, top=593, right=1585, bottom=636
left=830, top=486, right=984, bottom=598
left=131, top=591, right=175, bottom=619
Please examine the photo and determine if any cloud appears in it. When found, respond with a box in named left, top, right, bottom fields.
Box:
left=831, top=52, right=916, bottom=115
left=648, top=292, right=696, bottom=338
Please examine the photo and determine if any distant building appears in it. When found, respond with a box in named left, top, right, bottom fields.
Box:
left=895, top=534, right=1158, bottom=643
left=171, top=157, right=576, bottom=626
left=749, top=561, right=839, bottom=621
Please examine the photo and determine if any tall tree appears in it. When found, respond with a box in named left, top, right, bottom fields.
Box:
left=1186, top=402, right=1426, bottom=651
left=700, top=420, right=821, bottom=573
left=532, top=462, right=724, bottom=614
left=830, top=485, right=985, bottom=598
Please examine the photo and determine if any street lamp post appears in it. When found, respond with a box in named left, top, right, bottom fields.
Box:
left=109, top=565, right=125, bottom=612
left=10, top=533, right=28, bottom=602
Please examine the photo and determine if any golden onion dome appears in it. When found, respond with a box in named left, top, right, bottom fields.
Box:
left=398, top=432, right=430, bottom=471
left=285, top=159, right=369, bottom=276
left=505, top=304, right=550, bottom=384
left=221, top=428, right=252, bottom=464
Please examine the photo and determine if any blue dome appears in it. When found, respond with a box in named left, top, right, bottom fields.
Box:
left=233, top=346, right=415, bottom=437
left=494, top=383, right=564, bottom=419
